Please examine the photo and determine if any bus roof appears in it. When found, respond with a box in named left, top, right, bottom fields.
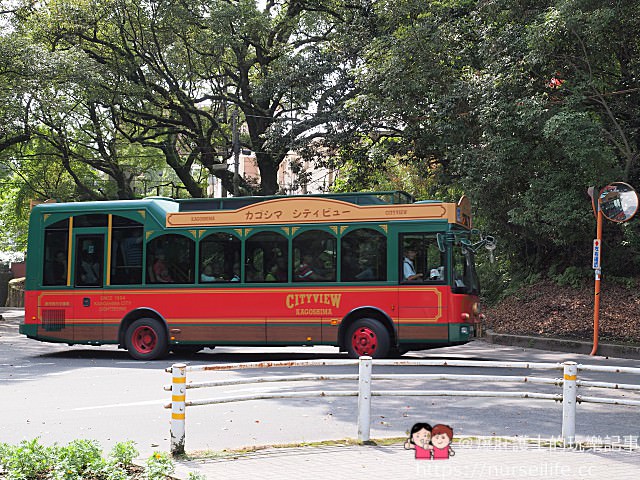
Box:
left=175, top=191, right=415, bottom=211
left=31, top=192, right=472, bottom=229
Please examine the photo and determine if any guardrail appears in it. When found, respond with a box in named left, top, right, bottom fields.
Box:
left=164, top=357, right=640, bottom=455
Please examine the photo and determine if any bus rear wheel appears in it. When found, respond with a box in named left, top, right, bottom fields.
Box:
left=125, top=318, right=168, bottom=360
left=346, top=318, right=390, bottom=359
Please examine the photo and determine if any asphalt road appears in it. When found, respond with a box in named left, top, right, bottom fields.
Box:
left=1, top=307, right=639, bottom=456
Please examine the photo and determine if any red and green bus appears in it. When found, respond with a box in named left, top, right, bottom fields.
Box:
left=20, top=191, right=493, bottom=360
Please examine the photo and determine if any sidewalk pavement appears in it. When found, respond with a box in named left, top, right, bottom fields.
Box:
left=172, top=441, right=640, bottom=480
left=485, top=329, right=640, bottom=360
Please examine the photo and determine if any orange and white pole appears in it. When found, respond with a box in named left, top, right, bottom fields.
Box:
left=171, top=363, right=187, bottom=455
left=590, top=207, right=603, bottom=356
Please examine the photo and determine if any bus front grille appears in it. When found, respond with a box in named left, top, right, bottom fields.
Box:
left=42, top=309, right=66, bottom=331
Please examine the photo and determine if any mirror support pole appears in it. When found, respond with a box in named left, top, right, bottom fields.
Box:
left=590, top=207, right=603, bottom=356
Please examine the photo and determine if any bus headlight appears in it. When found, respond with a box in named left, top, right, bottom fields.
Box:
left=460, top=326, right=470, bottom=335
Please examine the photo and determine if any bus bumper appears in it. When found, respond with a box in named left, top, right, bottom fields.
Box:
left=448, top=323, right=476, bottom=343
left=19, top=324, right=38, bottom=337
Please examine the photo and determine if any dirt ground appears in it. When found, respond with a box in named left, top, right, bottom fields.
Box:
left=484, top=280, right=640, bottom=345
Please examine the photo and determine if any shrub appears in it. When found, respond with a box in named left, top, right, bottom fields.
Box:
left=0, top=438, right=176, bottom=480
left=145, top=452, right=175, bottom=480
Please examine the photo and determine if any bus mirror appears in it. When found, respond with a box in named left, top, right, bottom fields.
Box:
left=460, top=238, right=472, bottom=254
left=484, top=235, right=497, bottom=263
left=599, top=182, right=639, bottom=223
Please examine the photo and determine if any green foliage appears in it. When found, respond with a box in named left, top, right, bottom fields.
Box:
left=145, top=452, right=175, bottom=480
left=0, top=438, right=175, bottom=480
left=109, top=441, right=138, bottom=468
left=0, top=438, right=55, bottom=479
left=548, top=266, right=588, bottom=289
left=186, top=473, right=207, bottom=480
left=55, top=439, right=107, bottom=479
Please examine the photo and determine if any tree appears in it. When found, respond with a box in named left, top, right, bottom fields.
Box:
left=22, top=0, right=367, bottom=195
left=335, top=0, right=634, bottom=277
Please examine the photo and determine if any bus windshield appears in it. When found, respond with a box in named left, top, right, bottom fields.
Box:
left=452, top=244, right=480, bottom=296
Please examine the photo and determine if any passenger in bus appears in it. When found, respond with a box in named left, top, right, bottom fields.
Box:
left=80, top=252, right=100, bottom=284
left=403, top=246, right=423, bottom=282
left=153, top=252, right=173, bottom=283
left=273, top=257, right=288, bottom=281
left=200, top=264, right=217, bottom=282
left=230, top=263, right=240, bottom=282
left=245, top=264, right=262, bottom=282
left=265, top=257, right=287, bottom=282
left=296, top=254, right=323, bottom=281
left=355, top=257, right=376, bottom=281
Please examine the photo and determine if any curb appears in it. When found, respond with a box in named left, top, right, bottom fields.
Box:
left=484, top=330, right=640, bottom=359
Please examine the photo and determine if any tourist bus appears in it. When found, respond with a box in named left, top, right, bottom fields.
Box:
left=20, top=191, right=494, bottom=360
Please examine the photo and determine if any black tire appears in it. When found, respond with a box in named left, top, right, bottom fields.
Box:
left=345, top=318, right=391, bottom=359
left=125, top=318, right=169, bottom=360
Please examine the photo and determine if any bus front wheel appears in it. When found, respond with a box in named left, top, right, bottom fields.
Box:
left=346, top=318, right=390, bottom=359
left=125, top=318, right=168, bottom=361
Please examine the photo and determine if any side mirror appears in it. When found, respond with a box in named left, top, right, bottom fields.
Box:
left=599, top=182, right=639, bottom=223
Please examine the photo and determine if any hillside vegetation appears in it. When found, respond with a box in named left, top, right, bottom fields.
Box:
left=485, top=280, right=640, bottom=345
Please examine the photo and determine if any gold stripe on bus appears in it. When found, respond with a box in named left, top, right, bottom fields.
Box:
left=400, top=318, right=442, bottom=323
left=106, top=214, right=112, bottom=286
left=66, top=217, right=73, bottom=286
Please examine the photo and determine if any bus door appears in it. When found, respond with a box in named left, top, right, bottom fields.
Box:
left=398, top=234, right=448, bottom=344
left=72, top=231, right=107, bottom=341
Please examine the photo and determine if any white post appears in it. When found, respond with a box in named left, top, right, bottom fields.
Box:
left=357, top=356, right=372, bottom=442
left=562, top=361, right=577, bottom=446
left=171, top=363, right=187, bottom=455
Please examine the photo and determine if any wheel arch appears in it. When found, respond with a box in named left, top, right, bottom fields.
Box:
left=118, top=308, right=169, bottom=348
left=338, top=307, right=397, bottom=351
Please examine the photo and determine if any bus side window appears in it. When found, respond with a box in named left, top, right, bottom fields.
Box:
left=75, top=235, right=104, bottom=287
left=43, top=220, right=69, bottom=286
left=341, top=228, right=386, bottom=282
left=245, top=231, right=288, bottom=283
left=146, top=234, right=195, bottom=284
left=199, top=232, right=241, bottom=283
left=111, top=217, right=143, bottom=285
left=293, top=230, right=336, bottom=282
left=400, top=234, right=444, bottom=284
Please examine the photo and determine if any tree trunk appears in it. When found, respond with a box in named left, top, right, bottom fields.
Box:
left=256, top=152, right=280, bottom=195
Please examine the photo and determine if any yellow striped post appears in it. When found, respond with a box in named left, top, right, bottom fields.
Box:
left=171, top=363, right=187, bottom=455
left=562, top=362, right=577, bottom=445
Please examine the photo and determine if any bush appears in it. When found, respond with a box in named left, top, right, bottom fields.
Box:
left=0, top=439, right=175, bottom=480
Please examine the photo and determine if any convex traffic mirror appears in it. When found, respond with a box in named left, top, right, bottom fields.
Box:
left=599, top=182, right=639, bottom=223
